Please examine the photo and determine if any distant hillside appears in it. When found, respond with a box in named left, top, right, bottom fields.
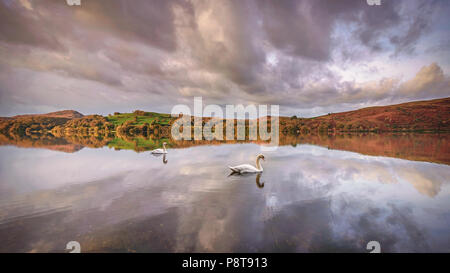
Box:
left=0, top=99, right=449, bottom=164
left=0, top=110, right=83, bottom=136
left=0, top=97, right=449, bottom=140
left=12, top=110, right=84, bottom=119
left=282, top=97, right=450, bottom=133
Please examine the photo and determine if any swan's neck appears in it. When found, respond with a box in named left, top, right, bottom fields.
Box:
left=256, top=158, right=263, bottom=171
left=162, top=143, right=167, bottom=152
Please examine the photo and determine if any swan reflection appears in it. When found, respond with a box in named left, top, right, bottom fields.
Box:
left=228, top=172, right=265, bottom=189
left=151, top=153, right=168, bottom=164
left=255, top=173, right=264, bottom=188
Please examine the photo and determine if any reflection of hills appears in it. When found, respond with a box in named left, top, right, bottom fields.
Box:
left=0, top=133, right=84, bottom=153
left=165, top=133, right=450, bottom=165
left=0, top=97, right=449, bottom=159
left=0, top=130, right=449, bottom=165
left=62, top=134, right=114, bottom=149
left=105, top=132, right=450, bottom=166
left=280, top=133, right=450, bottom=165
left=0, top=151, right=446, bottom=252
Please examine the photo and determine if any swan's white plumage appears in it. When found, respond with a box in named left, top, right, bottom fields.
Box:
left=229, top=154, right=264, bottom=173
left=151, top=148, right=167, bottom=154
left=151, top=142, right=167, bottom=154
left=229, top=164, right=261, bottom=173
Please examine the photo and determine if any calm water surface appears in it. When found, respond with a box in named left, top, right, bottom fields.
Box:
left=0, top=141, right=449, bottom=252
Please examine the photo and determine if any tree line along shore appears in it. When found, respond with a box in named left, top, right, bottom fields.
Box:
left=0, top=97, right=449, bottom=141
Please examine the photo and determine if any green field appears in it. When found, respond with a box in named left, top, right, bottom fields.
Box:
left=106, top=112, right=173, bottom=126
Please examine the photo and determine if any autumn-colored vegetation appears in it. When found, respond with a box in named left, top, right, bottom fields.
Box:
left=0, top=116, right=70, bottom=136
left=279, top=97, right=450, bottom=134
left=1, top=98, right=448, bottom=140
left=0, top=98, right=449, bottom=164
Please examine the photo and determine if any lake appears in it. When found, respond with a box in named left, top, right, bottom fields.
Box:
left=0, top=133, right=449, bottom=252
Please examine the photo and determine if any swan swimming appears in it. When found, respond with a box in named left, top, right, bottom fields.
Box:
left=151, top=153, right=168, bottom=164
left=151, top=142, right=168, bottom=154
left=229, top=154, right=265, bottom=173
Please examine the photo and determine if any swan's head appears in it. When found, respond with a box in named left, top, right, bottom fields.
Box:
left=163, top=142, right=167, bottom=145
left=257, top=154, right=265, bottom=161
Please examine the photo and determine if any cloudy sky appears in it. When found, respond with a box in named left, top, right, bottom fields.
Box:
left=0, top=0, right=449, bottom=117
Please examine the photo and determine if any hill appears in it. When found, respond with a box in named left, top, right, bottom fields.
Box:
left=0, top=97, right=449, bottom=140
left=12, top=110, right=84, bottom=119
left=281, top=97, right=450, bottom=133
left=0, top=110, right=83, bottom=136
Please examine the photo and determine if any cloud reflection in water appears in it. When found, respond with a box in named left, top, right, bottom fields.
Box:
left=0, top=143, right=449, bottom=252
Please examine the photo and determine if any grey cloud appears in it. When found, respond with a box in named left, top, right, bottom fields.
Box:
left=0, top=0, right=188, bottom=52
left=258, top=0, right=436, bottom=60
left=386, top=204, right=430, bottom=252
left=0, top=0, right=448, bottom=117
left=354, top=0, right=401, bottom=52
left=200, top=0, right=439, bottom=101
left=341, top=203, right=428, bottom=252
left=0, top=0, right=189, bottom=86
left=182, top=0, right=266, bottom=88
left=258, top=0, right=352, bottom=61
left=390, top=1, right=435, bottom=55
left=258, top=0, right=401, bottom=60
left=0, top=45, right=123, bottom=87
left=75, top=0, right=191, bottom=52
left=0, top=1, right=65, bottom=51
left=242, top=63, right=450, bottom=116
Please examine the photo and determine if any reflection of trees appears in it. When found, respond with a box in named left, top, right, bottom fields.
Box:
left=163, top=132, right=450, bottom=165
left=1, top=123, right=448, bottom=165
left=286, top=132, right=450, bottom=165
left=107, top=132, right=450, bottom=165
left=0, top=130, right=84, bottom=153
left=63, top=134, right=114, bottom=148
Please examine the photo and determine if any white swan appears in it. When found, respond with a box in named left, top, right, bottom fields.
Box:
left=229, top=154, right=264, bottom=173
left=151, top=142, right=168, bottom=154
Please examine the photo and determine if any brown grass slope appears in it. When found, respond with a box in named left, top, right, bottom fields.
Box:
left=0, top=97, right=449, bottom=138
left=282, top=97, right=450, bottom=132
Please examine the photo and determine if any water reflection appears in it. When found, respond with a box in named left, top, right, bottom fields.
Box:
left=0, top=143, right=448, bottom=252
left=1, top=132, right=449, bottom=165
left=228, top=172, right=265, bottom=189
left=256, top=173, right=264, bottom=188
left=152, top=153, right=168, bottom=164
